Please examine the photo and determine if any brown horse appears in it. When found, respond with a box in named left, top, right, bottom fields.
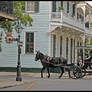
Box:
left=35, top=51, right=68, bottom=78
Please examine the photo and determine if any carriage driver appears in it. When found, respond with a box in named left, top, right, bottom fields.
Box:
left=83, top=50, right=92, bottom=69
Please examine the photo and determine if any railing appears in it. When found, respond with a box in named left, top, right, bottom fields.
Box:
left=51, top=11, right=85, bottom=31
left=51, top=12, right=61, bottom=19
left=0, top=1, right=13, bottom=16
left=85, top=27, right=92, bottom=35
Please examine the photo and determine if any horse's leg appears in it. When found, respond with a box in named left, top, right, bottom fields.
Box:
left=68, top=70, right=71, bottom=78
left=59, top=67, right=64, bottom=79
left=41, top=67, right=45, bottom=78
left=47, top=67, right=50, bottom=78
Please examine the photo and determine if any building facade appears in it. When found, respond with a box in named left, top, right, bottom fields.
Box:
left=0, top=1, right=92, bottom=69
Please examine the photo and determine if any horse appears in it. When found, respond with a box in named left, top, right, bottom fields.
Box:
left=35, top=51, right=68, bottom=79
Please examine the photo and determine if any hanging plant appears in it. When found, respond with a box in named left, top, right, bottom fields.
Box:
left=0, top=20, right=13, bottom=33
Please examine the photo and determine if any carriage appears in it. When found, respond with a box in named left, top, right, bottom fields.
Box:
left=35, top=51, right=87, bottom=79
left=45, top=62, right=86, bottom=79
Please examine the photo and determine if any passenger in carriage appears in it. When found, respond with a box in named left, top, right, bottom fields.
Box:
left=77, top=56, right=83, bottom=67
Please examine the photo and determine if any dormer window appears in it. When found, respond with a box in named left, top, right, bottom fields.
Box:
left=26, top=1, right=39, bottom=13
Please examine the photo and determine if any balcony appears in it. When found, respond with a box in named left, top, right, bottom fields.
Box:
left=51, top=11, right=85, bottom=31
left=0, top=1, right=14, bottom=20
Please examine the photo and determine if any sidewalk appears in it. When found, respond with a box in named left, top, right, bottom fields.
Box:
left=0, top=72, right=25, bottom=89
left=0, top=72, right=52, bottom=89
left=0, top=72, right=69, bottom=89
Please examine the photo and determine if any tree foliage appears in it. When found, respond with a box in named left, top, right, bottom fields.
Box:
left=0, top=1, right=33, bottom=33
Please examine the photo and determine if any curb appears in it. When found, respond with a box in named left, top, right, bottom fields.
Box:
left=0, top=81, right=26, bottom=89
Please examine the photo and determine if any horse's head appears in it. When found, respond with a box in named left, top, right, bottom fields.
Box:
left=35, top=50, right=41, bottom=61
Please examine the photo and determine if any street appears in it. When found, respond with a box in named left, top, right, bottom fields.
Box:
left=0, top=72, right=92, bottom=91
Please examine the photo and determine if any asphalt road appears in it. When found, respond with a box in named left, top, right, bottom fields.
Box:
left=1, top=74, right=92, bottom=91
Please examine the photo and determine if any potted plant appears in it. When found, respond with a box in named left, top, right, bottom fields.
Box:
left=72, top=14, right=75, bottom=17
left=58, top=6, right=64, bottom=12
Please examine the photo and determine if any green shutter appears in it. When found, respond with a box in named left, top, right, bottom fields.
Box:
left=52, top=1, right=56, bottom=12
left=61, top=1, right=63, bottom=7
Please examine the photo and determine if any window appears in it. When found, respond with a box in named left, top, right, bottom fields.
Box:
left=60, top=36, right=62, bottom=56
left=67, top=1, right=69, bottom=13
left=66, top=38, right=68, bottom=61
left=53, top=35, right=56, bottom=57
left=26, top=1, right=39, bottom=13
left=25, top=32, right=34, bottom=53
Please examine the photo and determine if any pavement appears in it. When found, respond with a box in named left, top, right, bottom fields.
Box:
left=0, top=72, right=92, bottom=89
left=0, top=72, right=24, bottom=89
left=0, top=72, right=48, bottom=89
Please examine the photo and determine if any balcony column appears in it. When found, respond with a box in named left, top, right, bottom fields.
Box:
left=81, top=6, right=86, bottom=59
left=75, top=4, right=77, bottom=19
left=82, top=34, right=85, bottom=59
left=88, top=37, right=90, bottom=45
left=81, top=6, right=86, bottom=28
left=89, top=11, right=91, bottom=29
left=88, top=37, right=91, bottom=53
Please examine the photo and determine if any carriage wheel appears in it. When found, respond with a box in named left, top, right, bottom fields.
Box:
left=80, top=68, right=86, bottom=78
left=69, top=65, right=83, bottom=79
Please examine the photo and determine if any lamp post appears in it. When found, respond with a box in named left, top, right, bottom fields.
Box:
left=15, top=17, right=22, bottom=81
left=5, top=17, right=23, bottom=81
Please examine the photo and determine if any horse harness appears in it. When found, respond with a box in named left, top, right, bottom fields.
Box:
left=47, top=56, right=60, bottom=65
left=47, top=56, right=52, bottom=62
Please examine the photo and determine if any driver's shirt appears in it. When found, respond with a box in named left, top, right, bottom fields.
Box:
left=88, top=56, right=91, bottom=60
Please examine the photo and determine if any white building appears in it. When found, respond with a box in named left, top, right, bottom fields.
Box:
left=0, top=1, right=92, bottom=70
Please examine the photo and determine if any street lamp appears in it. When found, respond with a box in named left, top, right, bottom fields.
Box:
left=15, top=17, right=23, bottom=81
left=5, top=17, right=23, bottom=81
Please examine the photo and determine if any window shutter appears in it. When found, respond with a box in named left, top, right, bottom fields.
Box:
left=35, top=1, right=39, bottom=12
left=52, top=1, right=56, bottom=12
left=67, top=1, right=69, bottom=13
left=61, top=1, right=63, bottom=7
left=73, top=4, right=75, bottom=14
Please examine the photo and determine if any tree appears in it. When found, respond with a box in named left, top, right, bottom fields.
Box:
left=0, top=1, right=33, bottom=33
